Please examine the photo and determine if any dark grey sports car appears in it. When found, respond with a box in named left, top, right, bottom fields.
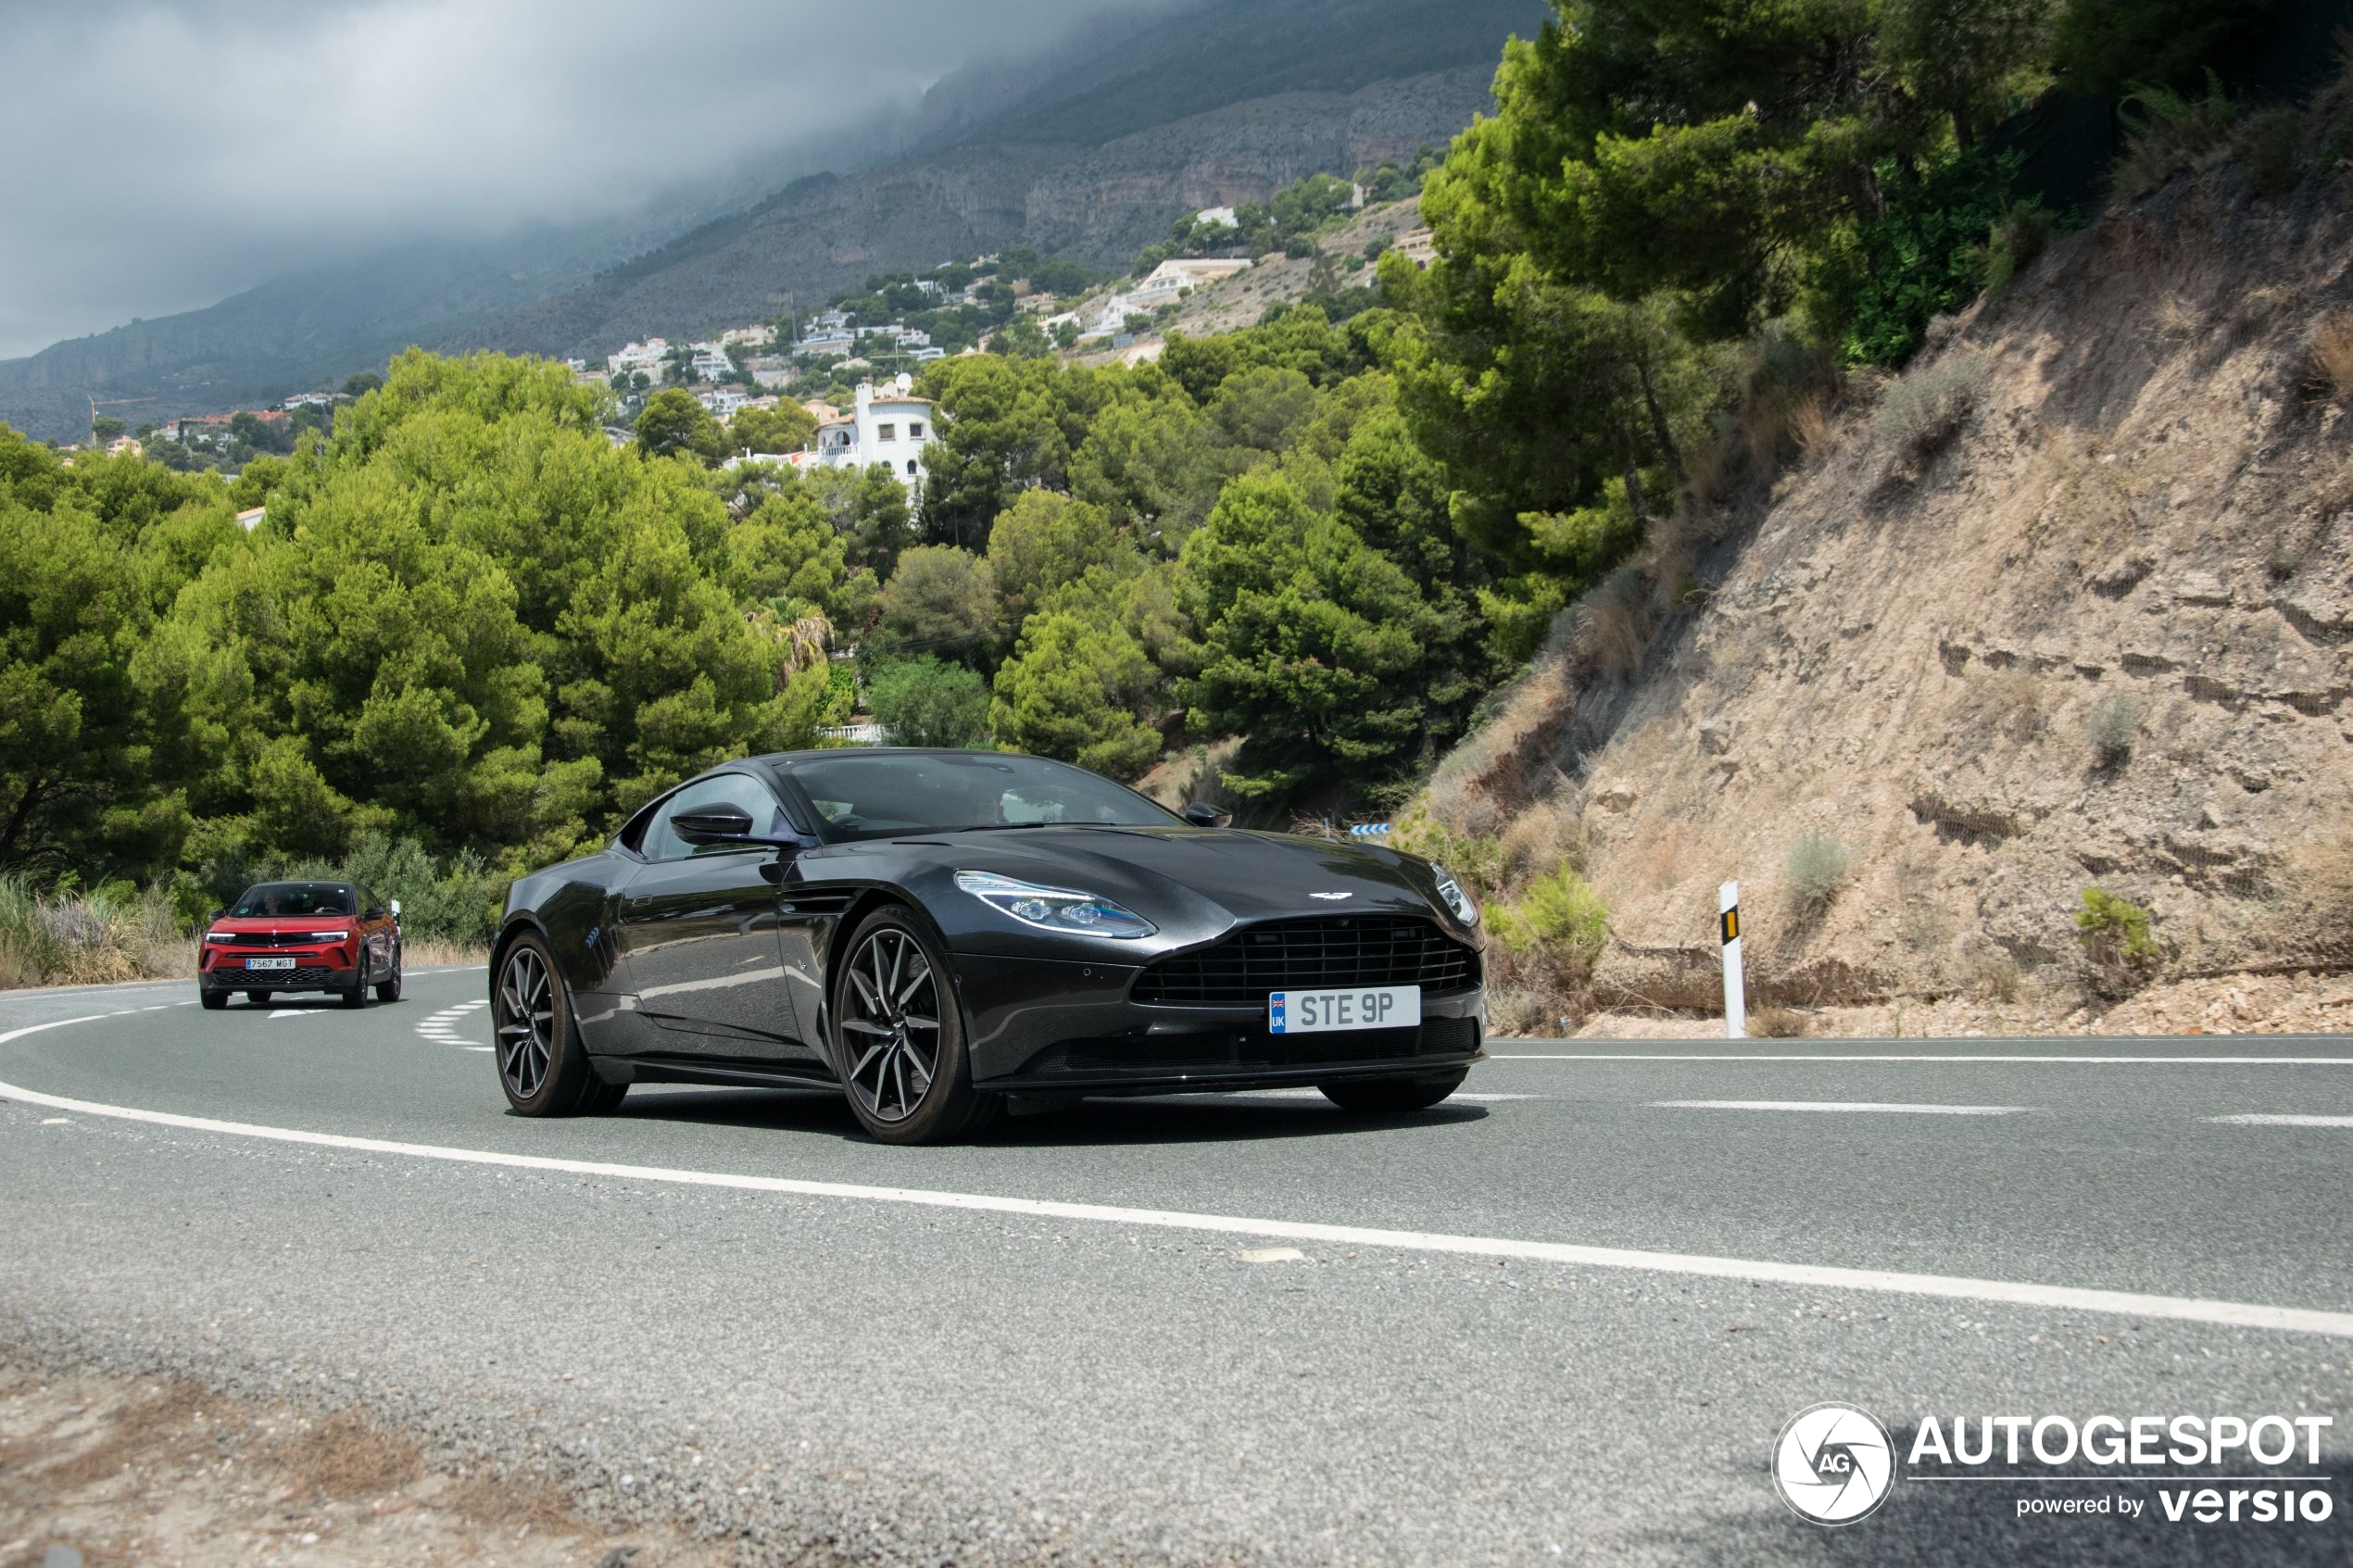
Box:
left=491, top=749, right=1488, bottom=1143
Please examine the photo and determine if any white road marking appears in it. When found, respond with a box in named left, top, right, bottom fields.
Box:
left=5, top=1012, right=2352, bottom=1342
left=1184, top=1088, right=1540, bottom=1104
left=269, top=1010, right=309, bottom=1021
left=2210, top=1113, right=2353, bottom=1128
left=1495, top=1053, right=2353, bottom=1065
left=1655, top=1099, right=2025, bottom=1116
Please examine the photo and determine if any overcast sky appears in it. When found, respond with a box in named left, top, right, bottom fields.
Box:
left=0, top=0, right=1158, bottom=359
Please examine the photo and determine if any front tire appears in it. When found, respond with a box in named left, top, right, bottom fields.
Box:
left=375, top=953, right=402, bottom=1003
left=492, top=933, right=605, bottom=1116
left=1317, top=1071, right=1469, bottom=1113
left=200, top=989, right=228, bottom=1010
left=245, top=990, right=271, bottom=1006
left=831, top=906, right=998, bottom=1145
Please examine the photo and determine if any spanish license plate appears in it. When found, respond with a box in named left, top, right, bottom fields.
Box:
left=244, top=956, right=296, bottom=971
left=1268, top=985, right=1420, bottom=1035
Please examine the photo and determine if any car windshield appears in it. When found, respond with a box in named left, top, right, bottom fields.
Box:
left=230, top=882, right=356, bottom=919
left=786, top=752, right=1181, bottom=843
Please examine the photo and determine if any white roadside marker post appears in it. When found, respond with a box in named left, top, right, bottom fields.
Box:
left=1719, top=880, right=1745, bottom=1040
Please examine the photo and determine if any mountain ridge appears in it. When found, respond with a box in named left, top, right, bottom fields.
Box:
left=0, top=0, right=1544, bottom=442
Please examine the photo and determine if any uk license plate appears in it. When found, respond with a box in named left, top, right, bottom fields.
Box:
left=1268, top=985, right=1420, bottom=1035
left=244, top=956, right=296, bottom=971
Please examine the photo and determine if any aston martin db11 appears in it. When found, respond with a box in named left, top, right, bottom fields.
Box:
left=491, top=749, right=1488, bottom=1143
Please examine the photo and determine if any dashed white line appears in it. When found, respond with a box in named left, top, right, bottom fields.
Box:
left=2209, top=1113, right=2353, bottom=1128
left=1655, top=1099, right=2026, bottom=1116
left=6, top=1010, right=2353, bottom=1341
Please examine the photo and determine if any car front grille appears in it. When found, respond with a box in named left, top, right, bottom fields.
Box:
left=208, top=967, right=339, bottom=988
left=1131, top=916, right=1478, bottom=1007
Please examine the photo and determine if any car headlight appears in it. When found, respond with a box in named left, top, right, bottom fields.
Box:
left=1430, top=866, right=1478, bottom=926
left=203, top=932, right=234, bottom=944
left=308, top=930, right=350, bottom=942
left=954, top=871, right=1155, bottom=938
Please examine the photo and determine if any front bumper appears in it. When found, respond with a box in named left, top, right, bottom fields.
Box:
left=954, top=953, right=1487, bottom=1094
left=201, top=961, right=359, bottom=994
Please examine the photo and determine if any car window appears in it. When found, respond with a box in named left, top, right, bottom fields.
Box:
left=785, top=753, right=1180, bottom=842
left=230, top=882, right=357, bottom=918
left=644, top=773, right=793, bottom=861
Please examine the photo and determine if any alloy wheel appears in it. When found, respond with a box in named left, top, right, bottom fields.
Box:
left=496, top=945, right=557, bottom=1099
left=841, top=927, right=940, bottom=1123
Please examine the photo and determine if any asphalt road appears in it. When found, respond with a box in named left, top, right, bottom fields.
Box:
left=3, top=968, right=2349, bottom=1566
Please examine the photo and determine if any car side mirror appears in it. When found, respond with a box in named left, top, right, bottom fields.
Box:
left=672, top=803, right=757, bottom=843
left=210, top=908, right=226, bottom=922
left=1183, top=801, right=1231, bottom=828
left=364, top=907, right=383, bottom=921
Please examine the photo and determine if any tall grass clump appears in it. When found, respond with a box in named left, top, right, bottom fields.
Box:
left=1871, top=351, right=1989, bottom=465
left=2307, top=311, right=2353, bottom=407
left=1784, top=833, right=1856, bottom=912
left=0, top=873, right=192, bottom=989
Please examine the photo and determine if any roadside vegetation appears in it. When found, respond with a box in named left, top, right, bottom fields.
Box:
left=3, top=0, right=2336, bottom=1006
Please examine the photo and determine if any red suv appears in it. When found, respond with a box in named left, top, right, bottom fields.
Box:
left=199, top=880, right=404, bottom=1010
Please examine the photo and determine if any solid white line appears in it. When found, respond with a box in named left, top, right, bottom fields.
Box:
left=5, top=1013, right=2352, bottom=1341
left=2210, top=1114, right=2353, bottom=1128
left=1655, top=1099, right=2024, bottom=1116
left=1494, top=1054, right=2353, bottom=1065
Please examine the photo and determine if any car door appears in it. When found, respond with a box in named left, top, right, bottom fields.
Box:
left=612, top=772, right=810, bottom=1059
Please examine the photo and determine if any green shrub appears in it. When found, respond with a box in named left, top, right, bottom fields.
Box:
left=1488, top=865, right=1608, bottom=974
left=2076, top=886, right=2158, bottom=993
left=865, top=655, right=991, bottom=748
left=1870, top=352, right=1989, bottom=464
left=1784, top=833, right=1856, bottom=911
left=2112, top=71, right=2236, bottom=201
left=2087, top=692, right=2141, bottom=767
left=2235, top=105, right=2302, bottom=197
left=1980, top=200, right=2056, bottom=303
left=1838, top=148, right=2016, bottom=365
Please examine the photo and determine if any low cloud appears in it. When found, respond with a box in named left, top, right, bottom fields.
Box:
left=0, top=0, right=1155, bottom=358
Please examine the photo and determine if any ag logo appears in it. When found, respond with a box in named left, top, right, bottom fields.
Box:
left=1772, top=1402, right=1895, bottom=1525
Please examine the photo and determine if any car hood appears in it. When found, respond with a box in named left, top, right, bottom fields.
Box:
left=838, top=826, right=1456, bottom=928
left=210, top=917, right=356, bottom=934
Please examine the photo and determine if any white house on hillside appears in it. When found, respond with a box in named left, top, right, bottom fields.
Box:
left=802, top=379, right=937, bottom=489
left=608, top=338, right=668, bottom=382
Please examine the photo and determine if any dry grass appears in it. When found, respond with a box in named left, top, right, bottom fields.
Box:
left=274, top=1410, right=422, bottom=1499
left=1573, top=565, right=1656, bottom=682
left=1871, top=351, right=1989, bottom=468
left=1499, top=797, right=1586, bottom=884
left=1748, top=1005, right=1810, bottom=1038
left=1977, top=668, right=2047, bottom=745
left=443, top=1468, right=592, bottom=1539
left=1967, top=949, right=2025, bottom=1003
left=2308, top=311, right=2353, bottom=405
left=1787, top=392, right=1835, bottom=463
left=30, top=1381, right=209, bottom=1492
left=0, top=875, right=193, bottom=990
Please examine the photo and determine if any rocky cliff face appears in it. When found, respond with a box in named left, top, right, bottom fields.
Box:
left=1438, top=161, right=2353, bottom=1024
